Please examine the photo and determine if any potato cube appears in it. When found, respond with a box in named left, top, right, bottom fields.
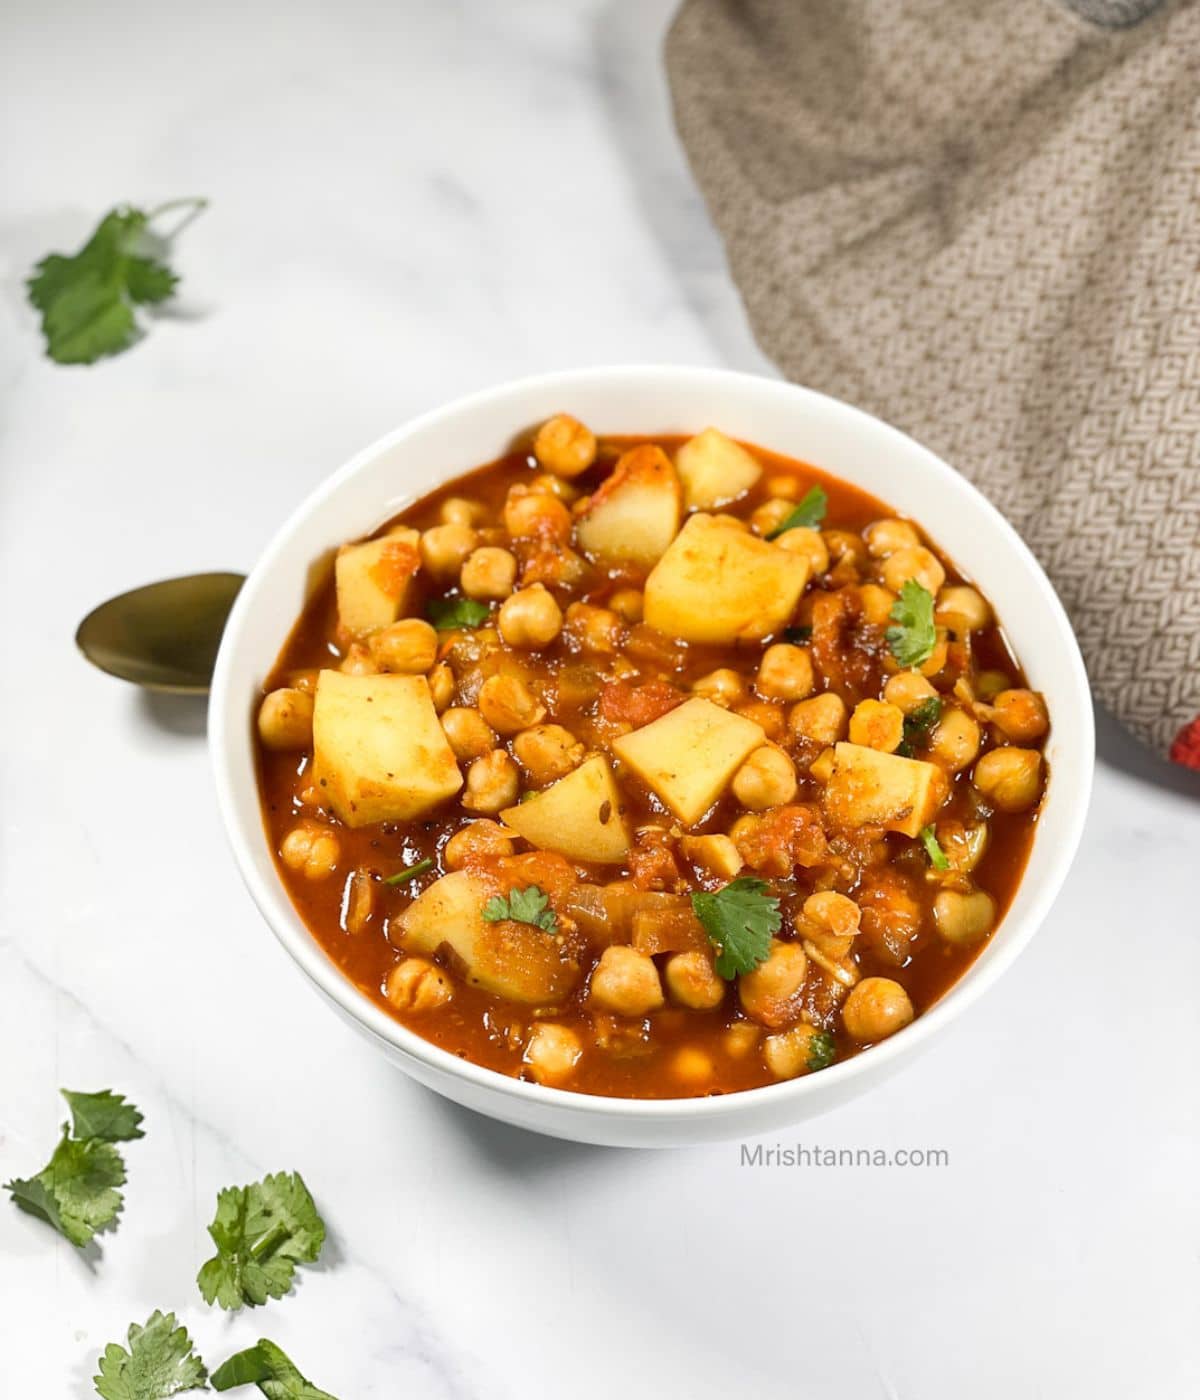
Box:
left=643, top=515, right=810, bottom=644
left=575, top=445, right=682, bottom=571
left=675, top=428, right=762, bottom=510
left=399, top=869, right=579, bottom=1004
left=822, top=741, right=948, bottom=838
left=612, top=697, right=765, bottom=825
left=335, top=529, right=421, bottom=638
left=501, top=754, right=630, bottom=864
left=311, top=671, right=462, bottom=827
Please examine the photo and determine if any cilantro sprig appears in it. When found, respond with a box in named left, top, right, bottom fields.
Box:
left=197, top=1172, right=326, bottom=1311
left=427, top=596, right=490, bottom=631
left=482, top=885, right=559, bottom=933
left=886, top=580, right=937, bottom=669
left=384, top=856, right=434, bottom=886
left=28, top=199, right=207, bottom=365
left=690, top=877, right=782, bottom=979
left=767, top=485, right=828, bottom=539
left=211, top=1339, right=339, bottom=1399
left=5, top=1088, right=143, bottom=1246
left=919, top=825, right=950, bottom=871
left=897, top=695, right=942, bottom=757
left=807, top=1030, right=837, bottom=1072
left=94, top=1311, right=208, bottom=1400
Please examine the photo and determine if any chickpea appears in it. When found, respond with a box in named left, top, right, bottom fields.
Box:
left=692, top=668, right=747, bottom=708
left=724, top=1022, right=761, bottom=1057
left=975, top=669, right=1010, bottom=702
left=763, top=1024, right=834, bottom=1080
left=533, top=413, right=597, bottom=478
left=503, top=488, right=572, bottom=543
left=339, top=643, right=377, bottom=676
left=916, top=630, right=950, bottom=679
left=513, top=724, right=585, bottom=784
left=664, top=951, right=726, bottom=1010
left=883, top=671, right=938, bottom=714
left=671, top=1046, right=716, bottom=1088
left=590, top=945, right=664, bottom=1016
left=370, top=618, right=439, bottom=674
left=929, top=707, right=981, bottom=772
left=933, top=889, right=995, bottom=946
left=858, top=583, right=897, bottom=627
left=527, top=471, right=580, bottom=502
left=440, top=706, right=496, bottom=760
left=419, top=523, right=477, bottom=582
left=991, top=689, right=1050, bottom=743
left=973, top=747, right=1043, bottom=812
left=498, top=584, right=563, bottom=649
left=440, top=496, right=487, bottom=528
left=280, top=822, right=341, bottom=880
left=765, top=473, right=802, bottom=500
left=565, top=602, right=623, bottom=655
left=732, top=745, right=798, bottom=810
left=864, top=518, right=921, bottom=557
left=936, top=585, right=991, bottom=632
left=739, top=939, right=808, bottom=1028
left=788, top=693, right=847, bottom=746
left=608, top=588, right=644, bottom=623
left=385, top=957, right=453, bottom=1012
left=881, top=545, right=946, bottom=596
left=477, top=674, right=546, bottom=735
left=849, top=699, right=904, bottom=753
left=443, top=819, right=515, bottom=870
left=460, top=546, right=517, bottom=601
left=757, top=643, right=815, bottom=702
left=679, top=833, right=744, bottom=880
left=749, top=498, right=796, bottom=536
left=461, top=750, right=520, bottom=814
left=775, top=525, right=829, bottom=574
left=523, top=1022, right=583, bottom=1085
left=804, top=890, right=861, bottom=940
left=257, top=687, right=314, bottom=751
left=427, top=661, right=455, bottom=712
left=842, top=977, right=914, bottom=1042
left=822, top=529, right=869, bottom=571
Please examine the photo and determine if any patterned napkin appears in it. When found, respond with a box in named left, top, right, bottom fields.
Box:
left=665, top=0, right=1200, bottom=767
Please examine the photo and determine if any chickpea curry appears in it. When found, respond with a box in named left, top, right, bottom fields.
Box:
left=256, top=418, right=1049, bottom=1099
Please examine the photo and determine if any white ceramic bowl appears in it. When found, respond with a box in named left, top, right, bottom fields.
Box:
left=210, top=366, right=1093, bottom=1148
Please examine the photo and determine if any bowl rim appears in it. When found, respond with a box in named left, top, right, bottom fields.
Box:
left=209, top=364, right=1094, bottom=1123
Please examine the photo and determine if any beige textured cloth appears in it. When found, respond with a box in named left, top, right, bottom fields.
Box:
left=666, top=0, right=1200, bottom=764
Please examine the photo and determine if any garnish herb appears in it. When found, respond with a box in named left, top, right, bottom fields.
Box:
left=886, top=580, right=937, bottom=669
left=384, top=857, right=434, bottom=886
left=197, top=1172, right=325, bottom=1311
left=783, top=624, right=813, bottom=645
left=28, top=198, right=207, bottom=365
left=4, top=1087, right=143, bottom=1246
left=482, top=885, right=559, bottom=934
left=690, top=877, right=782, bottom=980
left=806, top=1030, right=837, bottom=1072
left=93, top=1311, right=208, bottom=1400
left=426, top=596, right=490, bottom=631
left=211, top=1339, right=338, bottom=1399
left=897, top=695, right=942, bottom=756
left=767, top=485, right=828, bottom=538
left=919, top=824, right=950, bottom=871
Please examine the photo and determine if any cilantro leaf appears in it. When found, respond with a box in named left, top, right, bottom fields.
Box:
left=690, top=877, right=782, bottom=980
left=63, top=1089, right=145, bottom=1143
left=767, top=486, right=828, bottom=539
left=482, top=885, right=559, bottom=933
left=384, top=857, right=434, bottom=886
left=211, top=1339, right=338, bottom=1399
left=886, top=580, right=937, bottom=669
left=7, top=1139, right=125, bottom=1248
left=27, top=199, right=206, bottom=365
left=93, top=1310, right=208, bottom=1400
left=197, top=1172, right=325, bottom=1311
left=896, top=695, right=943, bottom=756
left=783, top=625, right=812, bottom=645
left=807, top=1030, right=837, bottom=1072
left=427, top=596, right=490, bottom=630
left=919, top=824, right=950, bottom=871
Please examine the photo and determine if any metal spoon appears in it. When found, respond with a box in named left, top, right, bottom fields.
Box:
left=75, top=572, right=245, bottom=695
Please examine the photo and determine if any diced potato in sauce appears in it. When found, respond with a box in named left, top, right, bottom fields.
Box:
left=257, top=421, right=1049, bottom=1101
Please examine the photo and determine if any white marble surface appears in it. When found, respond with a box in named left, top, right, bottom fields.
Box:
left=2, top=2, right=1199, bottom=1395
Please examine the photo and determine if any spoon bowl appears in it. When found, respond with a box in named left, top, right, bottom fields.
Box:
left=76, top=572, right=245, bottom=694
